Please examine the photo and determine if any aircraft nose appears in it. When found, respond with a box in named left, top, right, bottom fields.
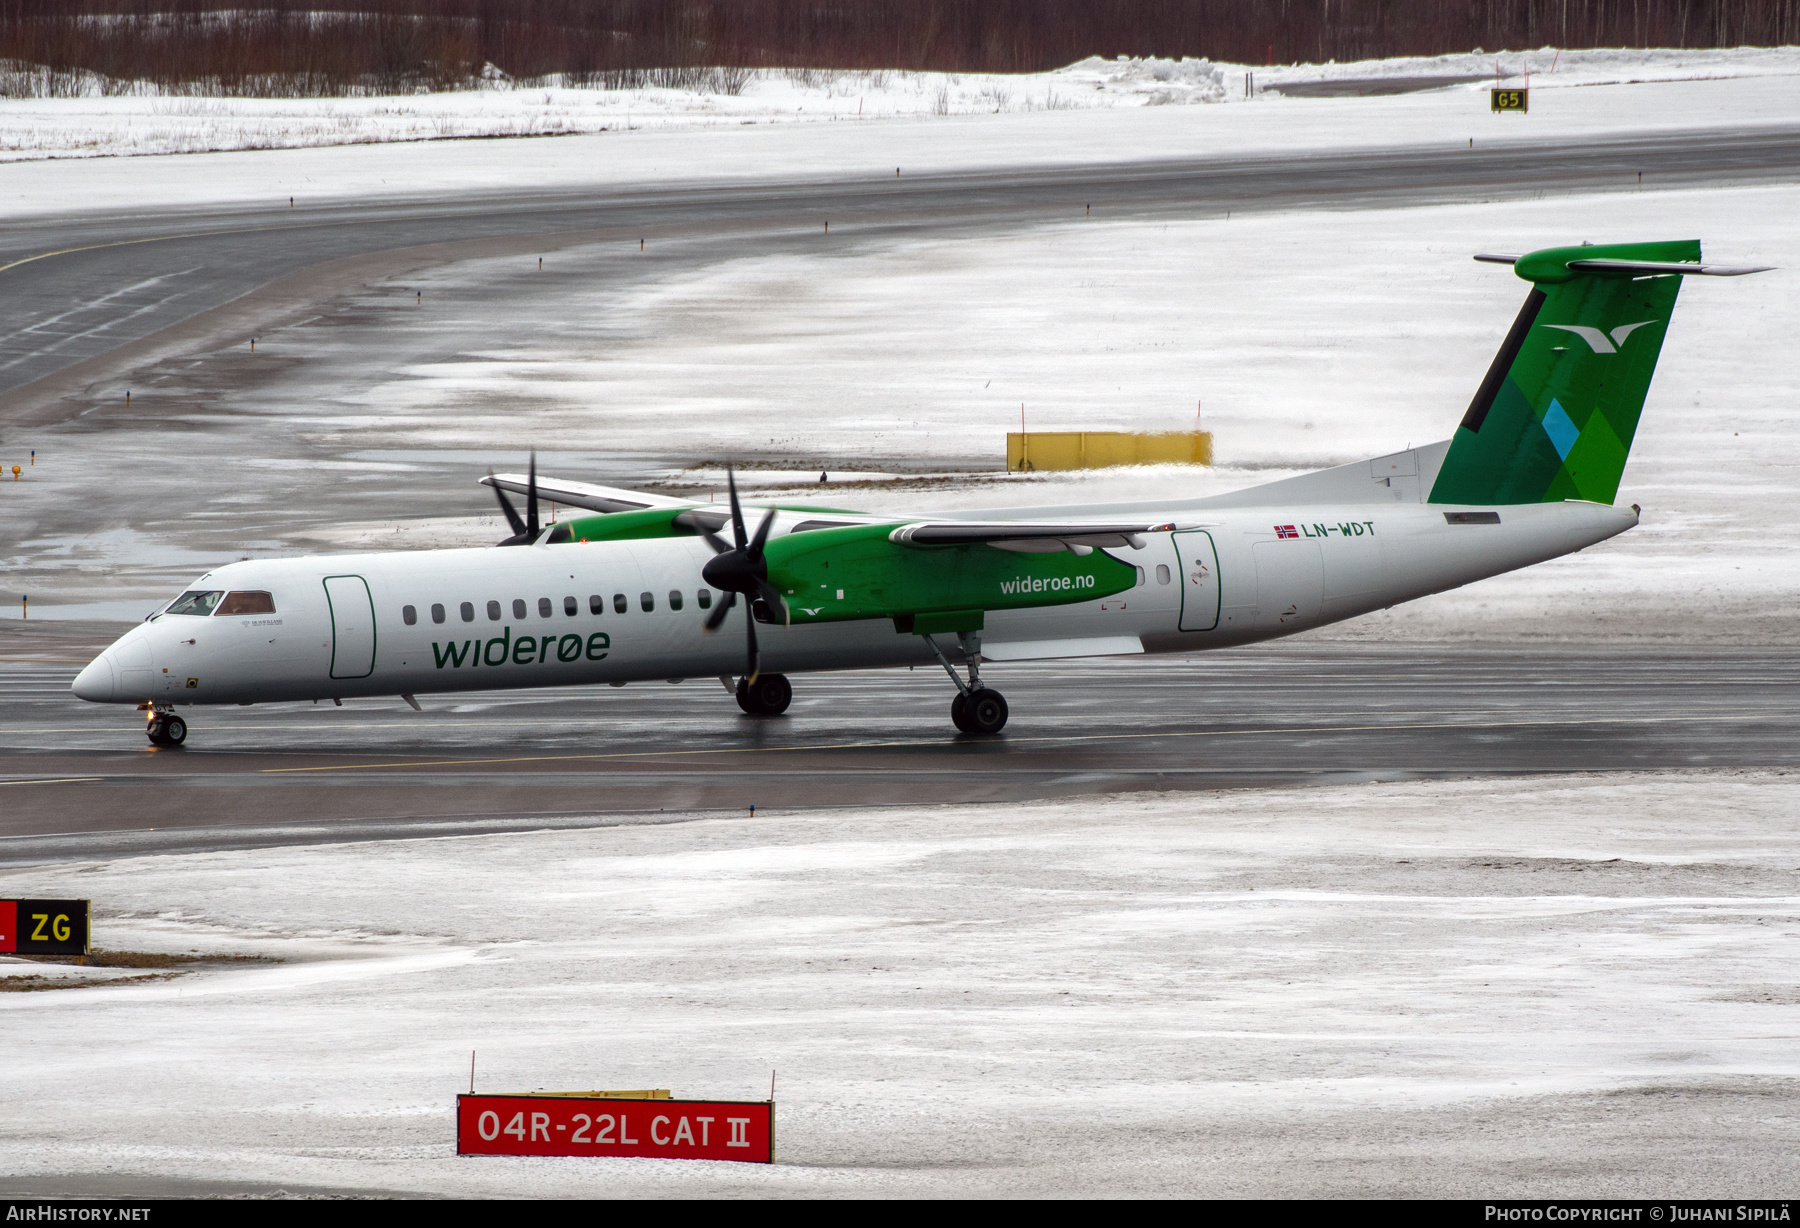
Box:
left=71, top=653, right=117, bottom=702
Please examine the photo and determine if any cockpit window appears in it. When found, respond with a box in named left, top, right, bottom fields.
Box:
left=165, top=590, right=224, bottom=617
left=215, top=591, right=276, bottom=616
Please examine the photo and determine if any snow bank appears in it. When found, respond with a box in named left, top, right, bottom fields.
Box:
left=1, top=45, right=1796, bottom=163
left=3, top=771, right=1797, bottom=1195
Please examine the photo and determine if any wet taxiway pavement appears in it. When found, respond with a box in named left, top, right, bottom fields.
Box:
left=4, top=638, right=1796, bottom=862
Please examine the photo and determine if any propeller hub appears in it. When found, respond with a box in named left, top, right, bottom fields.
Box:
left=702, top=550, right=763, bottom=593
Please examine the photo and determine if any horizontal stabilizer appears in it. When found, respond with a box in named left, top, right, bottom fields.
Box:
left=1474, top=253, right=1773, bottom=277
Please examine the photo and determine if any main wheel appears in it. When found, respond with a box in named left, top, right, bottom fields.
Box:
left=736, top=673, right=792, bottom=716
left=950, top=692, right=972, bottom=733
left=963, top=689, right=1008, bottom=734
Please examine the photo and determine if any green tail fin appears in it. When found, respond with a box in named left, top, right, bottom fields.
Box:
left=1427, top=240, right=1697, bottom=506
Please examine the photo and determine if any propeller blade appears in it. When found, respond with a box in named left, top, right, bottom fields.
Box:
left=753, top=577, right=789, bottom=625
left=744, top=607, right=760, bottom=684
left=703, top=590, right=735, bottom=633
left=726, top=467, right=747, bottom=549
left=699, top=527, right=731, bottom=555
left=525, top=452, right=539, bottom=540
left=747, top=506, right=778, bottom=562
left=488, top=468, right=528, bottom=538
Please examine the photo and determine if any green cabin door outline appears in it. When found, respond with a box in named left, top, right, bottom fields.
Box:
left=323, top=575, right=377, bottom=679
left=1173, top=530, right=1221, bottom=632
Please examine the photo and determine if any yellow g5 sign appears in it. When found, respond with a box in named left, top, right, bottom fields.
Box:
left=1491, top=88, right=1529, bottom=112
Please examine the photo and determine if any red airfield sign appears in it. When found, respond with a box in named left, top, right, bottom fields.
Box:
left=457, top=1094, right=773, bottom=1163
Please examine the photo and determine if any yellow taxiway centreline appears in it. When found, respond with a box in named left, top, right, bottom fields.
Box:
left=0, top=777, right=105, bottom=786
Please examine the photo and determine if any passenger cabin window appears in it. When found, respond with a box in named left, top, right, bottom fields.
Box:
left=564, top=596, right=578, bottom=616
left=640, top=592, right=655, bottom=612
left=1155, top=564, right=1171, bottom=585
left=589, top=594, right=604, bottom=615
left=166, top=590, right=224, bottom=617
left=461, top=602, right=475, bottom=622
left=487, top=600, right=501, bottom=621
left=432, top=603, right=446, bottom=624
left=402, top=605, right=417, bottom=625
left=535, top=597, right=550, bottom=617
left=1136, top=566, right=1146, bottom=586
left=668, top=590, right=684, bottom=611
left=512, top=598, right=527, bottom=619
left=613, top=593, right=627, bottom=614
left=698, top=590, right=712, bottom=609
left=215, top=591, right=276, bottom=616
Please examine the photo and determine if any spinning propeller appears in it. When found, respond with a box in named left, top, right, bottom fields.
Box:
left=698, top=469, right=788, bottom=684
left=489, top=452, right=540, bottom=546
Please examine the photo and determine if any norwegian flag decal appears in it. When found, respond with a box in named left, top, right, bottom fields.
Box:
left=1275, top=524, right=1300, bottom=539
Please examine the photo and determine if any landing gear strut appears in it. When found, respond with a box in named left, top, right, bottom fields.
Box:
left=924, top=632, right=1008, bottom=735
left=139, top=702, right=187, bottom=747
left=736, top=673, right=792, bottom=716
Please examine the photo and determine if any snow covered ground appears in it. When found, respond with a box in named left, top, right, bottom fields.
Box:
left=4, top=46, right=1797, bottom=162
left=4, top=771, right=1798, bottom=1196
left=2, top=51, right=1799, bottom=220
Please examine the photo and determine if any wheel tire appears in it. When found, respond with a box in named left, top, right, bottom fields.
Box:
left=146, top=719, right=167, bottom=747
left=964, top=689, right=1008, bottom=734
left=737, top=673, right=792, bottom=716
left=950, top=692, right=971, bottom=732
left=161, top=714, right=188, bottom=746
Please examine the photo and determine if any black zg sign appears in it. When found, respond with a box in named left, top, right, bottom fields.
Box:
left=0, top=898, right=90, bottom=955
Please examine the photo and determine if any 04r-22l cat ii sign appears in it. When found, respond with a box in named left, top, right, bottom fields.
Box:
left=70, top=241, right=1770, bottom=745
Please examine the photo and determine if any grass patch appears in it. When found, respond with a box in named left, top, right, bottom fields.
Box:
left=9, top=949, right=282, bottom=969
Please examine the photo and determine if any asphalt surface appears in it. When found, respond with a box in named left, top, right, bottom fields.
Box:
left=4, top=640, right=1798, bottom=863
left=5, top=123, right=1800, bottom=402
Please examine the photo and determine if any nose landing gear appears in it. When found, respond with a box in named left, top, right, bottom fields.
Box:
left=924, top=632, right=1008, bottom=735
left=138, top=702, right=187, bottom=747
left=736, top=673, right=792, bottom=716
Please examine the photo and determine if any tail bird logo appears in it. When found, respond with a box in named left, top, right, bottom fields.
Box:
left=1542, top=320, right=1659, bottom=354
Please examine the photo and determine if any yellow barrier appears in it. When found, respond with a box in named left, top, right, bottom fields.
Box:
left=1007, top=430, right=1213, bottom=472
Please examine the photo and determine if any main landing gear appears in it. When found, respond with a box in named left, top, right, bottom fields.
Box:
left=735, top=673, right=792, bottom=716
left=924, top=632, right=1008, bottom=735
left=139, top=702, right=187, bottom=747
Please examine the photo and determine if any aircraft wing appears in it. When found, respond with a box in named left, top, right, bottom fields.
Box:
left=481, top=473, right=697, bottom=514
left=888, top=521, right=1172, bottom=551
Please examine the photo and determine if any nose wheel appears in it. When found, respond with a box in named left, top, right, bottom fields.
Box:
left=736, top=673, right=792, bottom=716
left=146, top=711, right=187, bottom=747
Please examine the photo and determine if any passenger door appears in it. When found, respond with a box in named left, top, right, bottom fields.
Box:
left=323, top=575, right=376, bottom=679
left=1173, top=530, right=1221, bottom=632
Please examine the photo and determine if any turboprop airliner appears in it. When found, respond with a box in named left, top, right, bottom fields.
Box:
left=72, top=241, right=1768, bottom=746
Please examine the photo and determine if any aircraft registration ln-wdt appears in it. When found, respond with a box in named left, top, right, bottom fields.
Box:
left=72, top=241, right=1769, bottom=746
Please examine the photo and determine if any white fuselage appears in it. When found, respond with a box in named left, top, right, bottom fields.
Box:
left=71, top=498, right=1636, bottom=707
